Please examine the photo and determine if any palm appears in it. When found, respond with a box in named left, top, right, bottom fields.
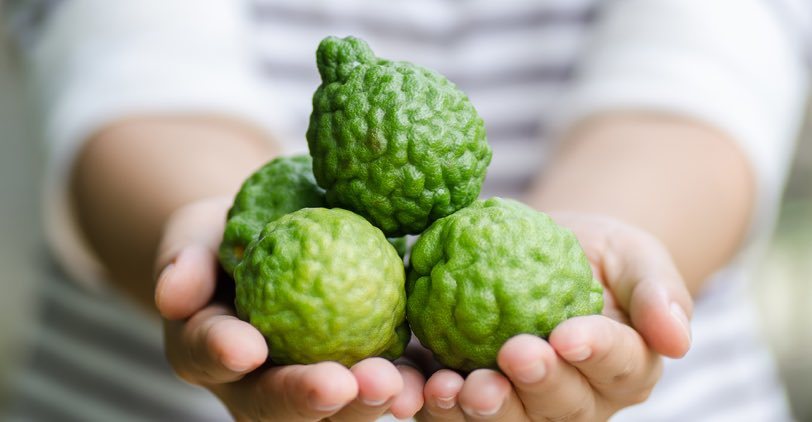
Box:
left=156, top=198, right=425, bottom=421
left=414, top=212, right=693, bottom=421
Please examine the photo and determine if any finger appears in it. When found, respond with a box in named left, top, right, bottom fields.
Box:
left=155, top=245, right=218, bottom=320
left=549, top=315, right=662, bottom=405
left=165, top=305, right=267, bottom=384
left=457, top=369, right=529, bottom=421
left=628, top=276, right=692, bottom=358
left=498, top=334, right=598, bottom=422
left=154, top=197, right=230, bottom=319
left=154, top=197, right=231, bottom=272
left=245, top=361, right=358, bottom=421
left=389, top=364, right=426, bottom=420
left=418, top=369, right=465, bottom=421
left=329, top=358, right=403, bottom=422
left=601, top=228, right=693, bottom=358
left=549, top=216, right=693, bottom=358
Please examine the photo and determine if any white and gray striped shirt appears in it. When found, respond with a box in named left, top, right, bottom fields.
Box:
left=3, top=0, right=810, bottom=420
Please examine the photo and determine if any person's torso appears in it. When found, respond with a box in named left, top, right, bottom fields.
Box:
left=3, top=1, right=795, bottom=421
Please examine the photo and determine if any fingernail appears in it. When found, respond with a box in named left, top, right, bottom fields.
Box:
left=562, top=345, right=591, bottom=362
left=671, top=302, right=692, bottom=344
left=223, top=359, right=252, bottom=373
left=308, top=394, right=343, bottom=412
left=435, top=396, right=455, bottom=409
left=512, top=360, right=546, bottom=384
left=462, top=401, right=501, bottom=417
left=361, top=397, right=388, bottom=407
left=156, top=263, right=174, bottom=286
left=154, top=263, right=175, bottom=308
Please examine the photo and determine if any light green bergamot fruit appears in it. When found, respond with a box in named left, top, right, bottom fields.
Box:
left=219, top=155, right=325, bottom=276
left=234, top=207, right=409, bottom=366
left=406, top=197, right=604, bottom=372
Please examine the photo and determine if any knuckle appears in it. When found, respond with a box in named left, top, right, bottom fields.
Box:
left=173, top=367, right=198, bottom=385
left=279, top=368, right=322, bottom=420
left=292, top=406, right=315, bottom=420
left=425, top=404, right=455, bottom=418
left=165, top=348, right=196, bottom=384
left=245, top=402, right=272, bottom=422
left=616, top=358, right=662, bottom=407
left=587, top=336, right=636, bottom=388
left=531, top=388, right=594, bottom=422
left=609, top=366, right=634, bottom=386
left=625, top=388, right=654, bottom=406
left=546, top=405, right=589, bottom=422
left=230, top=406, right=262, bottom=422
left=643, top=358, right=664, bottom=391
left=609, top=353, right=637, bottom=385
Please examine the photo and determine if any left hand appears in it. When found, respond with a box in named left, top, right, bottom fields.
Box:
left=416, top=213, right=693, bottom=421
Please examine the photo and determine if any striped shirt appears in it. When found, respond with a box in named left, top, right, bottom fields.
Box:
left=3, top=0, right=810, bottom=420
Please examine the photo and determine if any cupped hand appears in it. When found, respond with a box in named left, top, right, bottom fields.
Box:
left=153, top=197, right=425, bottom=421
left=418, top=213, right=693, bottom=421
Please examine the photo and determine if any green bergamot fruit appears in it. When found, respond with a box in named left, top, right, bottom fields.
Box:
left=234, top=207, right=409, bottom=366
left=307, top=36, right=492, bottom=236
left=406, top=198, right=604, bottom=372
left=219, top=155, right=325, bottom=275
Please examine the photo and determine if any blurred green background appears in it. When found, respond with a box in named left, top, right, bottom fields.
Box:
left=1, top=30, right=811, bottom=420
left=0, top=34, right=39, bottom=404
left=753, top=111, right=812, bottom=420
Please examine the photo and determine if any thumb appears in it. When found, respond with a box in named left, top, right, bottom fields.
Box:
left=601, top=228, right=693, bottom=358
left=154, top=197, right=231, bottom=320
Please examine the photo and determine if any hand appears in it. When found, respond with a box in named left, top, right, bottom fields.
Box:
left=417, top=213, right=693, bottom=421
left=153, top=197, right=425, bottom=421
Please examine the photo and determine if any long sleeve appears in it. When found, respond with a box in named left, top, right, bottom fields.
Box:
left=557, top=0, right=809, bottom=241
left=7, top=0, right=274, bottom=289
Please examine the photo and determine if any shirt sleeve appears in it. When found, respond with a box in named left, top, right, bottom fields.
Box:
left=15, top=0, right=276, bottom=290
left=556, top=0, right=810, bottom=241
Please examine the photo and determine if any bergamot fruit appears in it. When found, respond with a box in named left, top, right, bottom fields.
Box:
left=234, top=207, right=409, bottom=366
left=407, top=198, right=604, bottom=372
left=307, top=36, right=492, bottom=236
left=219, top=155, right=325, bottom=275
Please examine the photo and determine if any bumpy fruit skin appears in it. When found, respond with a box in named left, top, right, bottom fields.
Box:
left=407, top=198, right=604, bottom=372
left=220, top=212, right=268, bottom=275
left=307, top=36, right=492, bottom=236
left=219, top=155, right=325, bottom=275
left=234, top=208, right=409, bottom=366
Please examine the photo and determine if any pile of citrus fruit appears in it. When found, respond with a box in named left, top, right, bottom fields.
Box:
left=220, top=36, right=603, bottom=371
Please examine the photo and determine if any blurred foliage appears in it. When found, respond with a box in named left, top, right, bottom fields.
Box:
left=755, top=199, right=812, bottom=421
left=754, top=112, right=812, bottom=420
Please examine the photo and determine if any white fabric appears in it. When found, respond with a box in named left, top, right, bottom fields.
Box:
left=14, top=0, right=810, bottom=420
left=32, top=0, right=809, bottom=289
left=32, top=0, right=809, bottom=290
left=30, top=0, right=276, bottom=289
left=558, top=0, right=809, bottom=242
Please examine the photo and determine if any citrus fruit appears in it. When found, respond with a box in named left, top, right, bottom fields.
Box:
left=234, top=207, right=409, bottom=366
left=307, top=36, right=492, bottom=236
left=406, top=198, right=604, bottom=372
left=219, top=155, right=325, bottom=275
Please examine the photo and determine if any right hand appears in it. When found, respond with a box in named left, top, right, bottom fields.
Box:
left=154, top=197, right=425, bottom=421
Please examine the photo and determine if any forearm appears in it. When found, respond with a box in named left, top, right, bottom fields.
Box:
left=70, top=115, right=277, bottom=308
left=528, top=113, right=755, bottom=295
